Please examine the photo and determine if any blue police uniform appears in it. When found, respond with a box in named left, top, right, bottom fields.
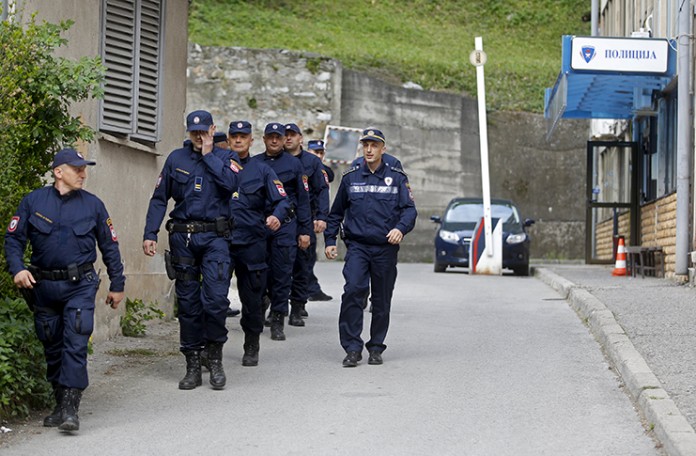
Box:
left=143, top=115, right=239, bottom=359
left=5, top=187, right=125, bottom=391
left=251, top=131, right=311, bottom=336
left=230, top=151, right=290, bottom=345
left=289, top=146, right=329, bottom=319
left=4, top=149, right=125, bottom=427
left=325, top=129, right=417, bottom=362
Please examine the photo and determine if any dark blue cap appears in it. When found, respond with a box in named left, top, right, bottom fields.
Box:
left=213, top=132, right=228, bottom=144
left=51, top=148, right=96, bottom=168
left=360, top=128, right=386, bottom=143
left=228, top=120, right=252, bottom=135
left=307, top=140, right=325, bottom=150
left=284, top=123, right=302, bottom=135
left=264, top=122, right=286, bottom=136
left=186, top=110, right=214, bottom=132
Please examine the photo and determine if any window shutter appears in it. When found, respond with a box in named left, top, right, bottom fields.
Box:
left=101, top=0, right=135, bottom=134
left=133, top=0, right=162, bottom=141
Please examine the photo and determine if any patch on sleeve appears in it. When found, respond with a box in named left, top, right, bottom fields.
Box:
left=106, top=217, right=118, bottom=241
left=406, top=182, right=414, bottom=201
left=7, top=216, right=19, bottom=233
left=274, top=179, right=287, bottom=197
left=155, top=174, right=163, bottom=188
left=302, top=175, right=309, bottom=192
left=321, top=169, right=329, bottom=185
left=230, top=160, right=242, bottom=173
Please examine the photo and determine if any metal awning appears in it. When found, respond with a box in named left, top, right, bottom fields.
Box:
left=545, top=35, right=676, bottom=139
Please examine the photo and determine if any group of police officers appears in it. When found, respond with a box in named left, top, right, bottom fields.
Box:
left=4, top=109, right=417, bottom=432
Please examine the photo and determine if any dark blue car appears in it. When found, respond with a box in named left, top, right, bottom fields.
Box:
left=430, top=197, right=534, bottom=275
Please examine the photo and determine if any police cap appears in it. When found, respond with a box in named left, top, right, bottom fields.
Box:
left=51, top=148, right=96, bottom=168
left=228, top=120, right=252, bottom=135
left=360, top=128, right=386, bottom=144
left=264, top=122, right=286, bottom=136
left=307, top=140, right=325, bottom=151
left=186, top=110, right=214, bottom=132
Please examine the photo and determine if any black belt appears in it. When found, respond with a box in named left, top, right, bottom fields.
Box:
left=28, top=263, right=94, bottom=281
left=166, top=220, right=218, bottom=233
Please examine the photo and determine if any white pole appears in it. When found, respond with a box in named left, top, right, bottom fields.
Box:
left=475, top=36, right=493, bottom=256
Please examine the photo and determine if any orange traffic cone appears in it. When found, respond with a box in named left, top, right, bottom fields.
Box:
left=612, top=237, right=627, bottom=276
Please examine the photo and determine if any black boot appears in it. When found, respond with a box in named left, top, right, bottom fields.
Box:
left=288, top=301, right=305, bottom=327
left=200, top=346, right=210, bottom=371
left=58, top=388, right=82, bottom=431
left=300, top=302, right=309, bottom=318
left=43, top=385, right=64, bottom=427
left=207, top=342, right=226, bottom=390
left=270, top=311, right=286, bottom=341
left=242, top=332, right=260, bottom=367
left=178, top=350, right=202, bottom=390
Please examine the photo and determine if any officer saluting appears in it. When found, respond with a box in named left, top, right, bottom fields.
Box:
left=324, top=128, right=417, bottom=367
left=143, top=110, right=239, bottom=391
left=4, top=148, right=126, bottom=432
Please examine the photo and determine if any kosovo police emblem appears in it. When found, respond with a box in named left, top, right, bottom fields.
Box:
left=580, top=46, right=596, bottom=63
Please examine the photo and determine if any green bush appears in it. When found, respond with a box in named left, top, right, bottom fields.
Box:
left=0, top=14, right=105, bottom=300
left=0, top=297, right=51, bottom=421
left=120, top=298, right=165, bottom=337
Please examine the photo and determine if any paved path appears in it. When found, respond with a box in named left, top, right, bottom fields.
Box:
left=1, top=263, right=661, bottom=455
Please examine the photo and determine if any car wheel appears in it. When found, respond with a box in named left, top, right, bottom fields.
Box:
left=434, top=263, right=447, bottom=273
left=513, top=265, right=530, bottom=276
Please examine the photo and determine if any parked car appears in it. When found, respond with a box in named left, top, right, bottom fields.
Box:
left=430, top=197, right=534, bottom=275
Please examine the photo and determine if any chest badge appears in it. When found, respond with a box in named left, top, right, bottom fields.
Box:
left=384, top=177, right=393, bottom=186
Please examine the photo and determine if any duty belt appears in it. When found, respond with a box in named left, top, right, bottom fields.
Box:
left=166, top=220, right=218, bottom=233
left=166, top=218, right=233, bottom=236
left=28, top=263, right=94, bottom=282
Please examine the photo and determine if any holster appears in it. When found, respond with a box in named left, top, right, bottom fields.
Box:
left=215, top=216, right=231, bottom=237
left=19, top=287, right=37, bottom=312
left=164, top=250, right=176, bottom=280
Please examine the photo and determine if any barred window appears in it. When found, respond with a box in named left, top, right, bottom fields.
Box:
left=99, top=0, right=164, bottom=143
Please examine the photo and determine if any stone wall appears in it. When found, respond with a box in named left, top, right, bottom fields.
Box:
left=187, top=45, right=589, bottom=261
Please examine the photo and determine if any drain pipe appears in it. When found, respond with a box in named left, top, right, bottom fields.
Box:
left=676, top=1, right=692, bottom=275
left=591, top=0, right=599, bottom=36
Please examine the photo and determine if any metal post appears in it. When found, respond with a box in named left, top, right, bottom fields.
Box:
left=474, top=36, right=493, bottom=257
left=591, top=0, right=599, bottom=36
left=676, top=1, right=692, bottom=275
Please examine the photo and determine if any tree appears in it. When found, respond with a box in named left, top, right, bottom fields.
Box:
left=0, top=14, right=105, bottom=298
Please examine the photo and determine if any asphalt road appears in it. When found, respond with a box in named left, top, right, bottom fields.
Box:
left=1, top=263, right=661, bottom=455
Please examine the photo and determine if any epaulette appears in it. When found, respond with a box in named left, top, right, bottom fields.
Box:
left=391, top=167, right=408, bottom=177
left=342, top=165, right=359, bottom=177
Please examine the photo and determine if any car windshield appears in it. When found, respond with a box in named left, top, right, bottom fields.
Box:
left=444, top=202, right=521, bottom=230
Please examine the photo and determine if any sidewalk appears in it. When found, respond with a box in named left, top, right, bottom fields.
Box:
left=535, top=264, right=696, bottom=456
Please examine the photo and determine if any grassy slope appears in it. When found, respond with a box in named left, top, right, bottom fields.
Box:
left=189, top=0, right=590, bottom=113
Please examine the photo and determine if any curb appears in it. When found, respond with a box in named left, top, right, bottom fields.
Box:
left=534, top=267, right=696, bottom=456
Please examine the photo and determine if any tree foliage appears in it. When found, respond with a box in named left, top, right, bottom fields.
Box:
left=0, top=14, right=105, bottom=299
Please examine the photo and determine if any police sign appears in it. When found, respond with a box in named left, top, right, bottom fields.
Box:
left=570, top=36, right=669, bottom=73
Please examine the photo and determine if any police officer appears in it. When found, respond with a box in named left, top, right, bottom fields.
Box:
left=4, top=148, right=126, bottom=431
left=227, top=120, right=290, bottom=365
left=305, top=139, right=334, bottom=302
left=324, top=128, right=417, bottom=367
left=143, top=110, right=239, bottom=390
left=251, top=123, right=311, bottom=340
left=284, top=123, right=329, bottom=324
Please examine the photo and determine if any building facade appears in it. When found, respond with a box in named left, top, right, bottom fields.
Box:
left=5, top=0, right=190, bottom=339
left=546, top=0, right=694, bottom=277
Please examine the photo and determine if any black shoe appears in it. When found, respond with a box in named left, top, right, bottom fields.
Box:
left=368, top=351, right=383, bottom=365
left=226, top=307, right=241, bottom=317
left=342, top=351, right=362, bottom=367
left=43, top=386, right=63, bottom=427
left=270, top=312, right=286, bottom=341
left=300, top=302, right=308, bottom=318
left=309, top=290, right=333, bottom=301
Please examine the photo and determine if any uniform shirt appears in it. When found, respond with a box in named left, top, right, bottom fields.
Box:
left=230, top=156, right=290, bottom=245
left=295, top=148, right=329, bottom=221
left=251, top=150, right=312, bottom=237
left=4, top=186, right=126, bottom=292
left=325, top=161, right=417, bottom=246
left=351, top=152, right=403, bottom=171
left=143, top=143, right=240, bottom=242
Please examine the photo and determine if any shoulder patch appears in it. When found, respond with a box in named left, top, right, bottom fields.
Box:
left=342, top=166, right=359, bottom=177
